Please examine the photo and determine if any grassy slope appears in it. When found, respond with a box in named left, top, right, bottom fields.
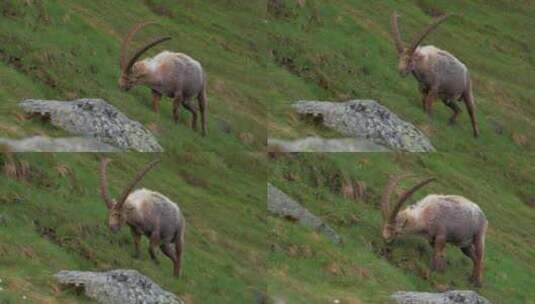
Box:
left=268, top=152, right=535, bottom=303
left=266, top=0, right=535, bottom=151
left=1, top=1, right=534, bottom=304
left=0, top=152, right=267, bottom=303
left=0, top=0, right=267, bottom=151
left=0, top=0, right=269, bottom=303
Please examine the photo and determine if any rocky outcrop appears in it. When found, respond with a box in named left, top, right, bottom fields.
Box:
left=293, top=100, right=435, bottom=152
left=19, top=99, right=163, bottom=152
left=0, top=136, right=119, bottom=152
left=267, top=183, right=342, bottom=245
left=55, top=269, right=183, bottom=304
left=391, top=290, right=491, bottom=304
left=268, top=136, right=390, bottom=152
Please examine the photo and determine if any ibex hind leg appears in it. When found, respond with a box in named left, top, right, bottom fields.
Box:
left=471, top=224, right=487, bottom=287
left=462, top=82, right=480, bottom=137
left=442, top=99, right=461, bottom=125
left=174, top=224, right=185, bottom=278
left=182, top=100, right=198, bottom=132
left=198, top=86, right=207, bottom=137
left=160, top=243, right=179, bottom=277
left=148, top=231, right=161, bottom=265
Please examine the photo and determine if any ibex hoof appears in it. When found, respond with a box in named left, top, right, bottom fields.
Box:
left=431, top=261, right=445, bottom=272
left=470, top=277, right=482, bottom=288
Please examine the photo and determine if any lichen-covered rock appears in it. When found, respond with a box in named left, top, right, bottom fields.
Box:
left=293, top=100, right=435, bottom=152
left=391, top=290, right=491, bottom=304
left=0, top=136, right=119, bottom=152
left=267, top=183, right=342, bottom=245
left=55, top=269, right=183, bottom=304
left=19, top=99, right=163, bottom=152
left=268, top=136, right=390, bottom=152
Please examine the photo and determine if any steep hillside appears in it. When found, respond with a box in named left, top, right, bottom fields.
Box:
left=1, top=1, right=534, bottom=304
left=0, top=0, right=267, bottom=151
left=268, top=152, right=535, bottom=303
left=266, top=0, right=535, bottom=151
left=0, top=151, right=267, bottom=303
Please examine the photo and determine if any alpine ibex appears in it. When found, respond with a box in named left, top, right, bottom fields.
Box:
left=391, top=12, right=480, bottom=137
left=381, top=175, right=487, bottom=286
left=119, top=22, right=208, bottom=136
left=99, top=158, right=186, bottom=277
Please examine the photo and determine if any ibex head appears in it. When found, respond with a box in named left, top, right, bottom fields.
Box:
left=380, top=174, right=435, bottom=242
left=99, top=158, right=160, bottom=232
left=119, top=22, right=171, bottom=91
left=391, top=12, right=450, bottom=76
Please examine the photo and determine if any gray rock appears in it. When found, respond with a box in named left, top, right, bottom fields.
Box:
left=19, top=99, right=163, bottom=152
left=267, top=136, right=390, bottom=152
left=293, top=100, right=435, bottom=152
left=391, top=290, right=491, bottom=304
left=267, top=183, right=342, bottom=245
left=0, top=136, right=119, bottom=152
left=54, top=269, right=183, bottom=304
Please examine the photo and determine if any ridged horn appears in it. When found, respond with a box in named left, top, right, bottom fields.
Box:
left=407, top=14, right=450, bottom=55
left=99, top=158, right=115, bottom=209
left=389, top=177, right=436, bottom=223
left=116, top=159, right=161, bottom=209
left=391, top=11, right=405, bottom=55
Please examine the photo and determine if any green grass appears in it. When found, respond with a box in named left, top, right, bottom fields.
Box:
left=266, top=0, right=535, bottom=151
left=0, top=0, right=267, bottom=150
left=0, top=152, right=267, bottom=303
left=268, top=152, right=535, bottom=303
left=1, top=1, right=534, bottom=303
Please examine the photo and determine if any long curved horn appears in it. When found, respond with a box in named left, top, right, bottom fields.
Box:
left=391, top=12, right=405, bottom=55
left=123, top=36, right=172, bottom=73
left=407, top=14, right=450, bottom=55
left=99, top=158, right=115, bottom=209
left=389, top=177, right=435, bottom=222
left=116, top=159, right=161, bottom=209
left=380, top=174, right=411, bottom=221
left=120, top=21, right=157, bottom=70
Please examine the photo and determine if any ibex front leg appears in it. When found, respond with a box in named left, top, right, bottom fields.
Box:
left=130, top=226, right=141, bottom=259
left=423, top=88, right=438, bottom=118
left=151, top=90, right=162, bottom=113
left=431, top=232, right=446, bottom=272
left=148, top=219, right=161, bottom=265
